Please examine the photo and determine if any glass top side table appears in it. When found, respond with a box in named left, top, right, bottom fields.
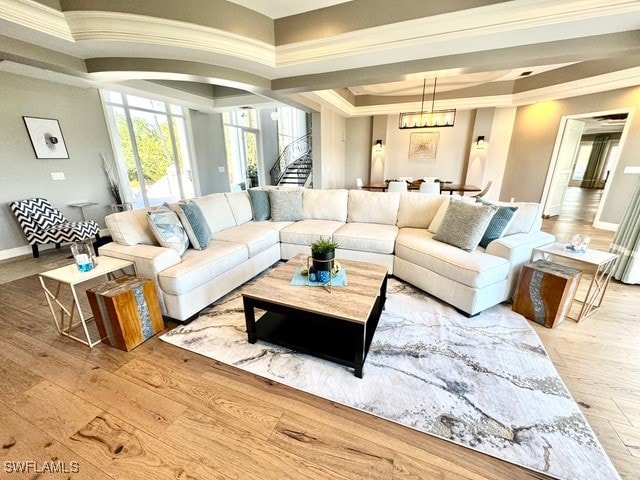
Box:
left=530, top=242, right=618, bottom=322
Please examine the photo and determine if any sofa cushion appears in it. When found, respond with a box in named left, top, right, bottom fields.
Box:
left=347, top=190, right=400, bottom=225
left=158, top=241, right=248, bottom=295
left=397, top=193, right=444, bottom=228
left=280, top=219, right=344, bottom=246
left=303, top=189, right=349, bottom=222
left=105, top=208, right=157, bottom=246
left=192, top=193, right=237, bottom=234
left=395, top=228, right=510, bottom=289
left=213, top=222, right=279, bottom=257
left=225, top=191, right=253, bottom=226
left=146, top=204, right=189, bottom=255
left=333, top=223, right=398, bottom=254
left=434, top=199, right=498, bottom=251
left=500, top=202, right=542, bottom=235
left=248, top=189, right=271, bottom=221
left=174, top=201, right=211, bottom=251
left=269, top=188, right=304, bottom=222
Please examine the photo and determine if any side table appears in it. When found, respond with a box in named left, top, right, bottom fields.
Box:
left=68, top=201, right=99, bottom=221
left=513, top=260, right=582, bottom=328
left=38, top=257, right=136, bottom=347
left=530, top=242, right=619, bottom=322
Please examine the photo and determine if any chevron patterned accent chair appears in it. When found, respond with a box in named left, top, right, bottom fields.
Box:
left=10, top=198, right=101, bottom=258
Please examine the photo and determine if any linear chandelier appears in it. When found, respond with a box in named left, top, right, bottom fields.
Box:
left=398, top=78, right=456, bottom=129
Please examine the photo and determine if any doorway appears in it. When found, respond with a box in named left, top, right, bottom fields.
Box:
left=540, top=110, right=630, bottom=229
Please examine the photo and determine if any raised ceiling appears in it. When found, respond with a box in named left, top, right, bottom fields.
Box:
left=2, top=0, right=640, bottom=115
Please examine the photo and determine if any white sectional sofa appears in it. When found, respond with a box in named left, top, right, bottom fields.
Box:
left=100, top=188, right=554, bottom=322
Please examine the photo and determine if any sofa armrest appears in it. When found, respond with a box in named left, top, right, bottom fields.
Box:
left=486, top=231, right=555, bottom=297
left=98, top=242, right=181, bottom=279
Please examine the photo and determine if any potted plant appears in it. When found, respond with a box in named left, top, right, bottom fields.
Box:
left=247, top=164, right=258, bottom=187
left=310, top=237, right=339, bottom=281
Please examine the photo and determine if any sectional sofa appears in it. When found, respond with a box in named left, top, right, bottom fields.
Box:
left=99, top=188, right=554, bottom=322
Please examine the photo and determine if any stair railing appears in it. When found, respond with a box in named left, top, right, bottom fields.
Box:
left=270, top=133, right=312, bottom=185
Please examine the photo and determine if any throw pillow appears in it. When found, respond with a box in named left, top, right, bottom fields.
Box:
left=269, top=188, right=304, bottom=222
left=433, top=199, right=498, bottom=251
left=248, top=188, right=271, bottom=221
left=146, top=204, right=189, bottom=255
left=174, top=201, right=211, bottom=250
left=476, top=199, right=518, bottom=248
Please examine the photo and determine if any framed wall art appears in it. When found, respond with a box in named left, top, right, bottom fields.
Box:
left=408, top=131, right=439, bottom=159
left=23, top=116, right=69, bottom=159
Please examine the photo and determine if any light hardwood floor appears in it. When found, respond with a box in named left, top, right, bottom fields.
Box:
left=0, top=208, right=638, bottom=479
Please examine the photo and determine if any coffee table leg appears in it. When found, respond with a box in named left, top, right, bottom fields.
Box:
left=354, top=325, right=365, bottom=378
left=243, top=297, right=257, bottom=344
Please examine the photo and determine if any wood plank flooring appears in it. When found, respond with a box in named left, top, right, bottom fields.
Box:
left=0, top=213, right=638, bottom=479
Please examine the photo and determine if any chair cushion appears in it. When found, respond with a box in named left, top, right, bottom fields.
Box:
left=174, top=201, right=211, bottom=250
left=280, top=219, right=344, bottom=246
left=333, top=223, right=398, bottom=254
left=213, top=222, right=279, bottom=257
left=269, top=188, right=304, bottom=222
left=395, top=228, right=510, bottom=288
left=248, top=189, right=271, bottom=221
left=158, top=241, right=248, bottom=295
left=146, top=204, right=189, bottom=255
left=433, top=199, right=498, bottom=252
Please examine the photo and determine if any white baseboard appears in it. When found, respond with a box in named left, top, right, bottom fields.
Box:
left=593, top=221, right=618, bottom=232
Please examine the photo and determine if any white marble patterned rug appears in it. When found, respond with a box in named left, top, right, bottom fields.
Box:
left=161, top=278, right=620, bottom=480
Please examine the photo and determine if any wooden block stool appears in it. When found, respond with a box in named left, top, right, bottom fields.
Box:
left=513, top=260, right=582, bottom=328
left=87, top=276, right=164, bottom=351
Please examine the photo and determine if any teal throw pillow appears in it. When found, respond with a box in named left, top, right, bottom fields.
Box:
left=175, top=201, right=211, bottom=250
left=248, top=188, right=271, bottom=221
left=146, top=204, right=189, bottom=255
left=476, top=198, right=518, bottom=248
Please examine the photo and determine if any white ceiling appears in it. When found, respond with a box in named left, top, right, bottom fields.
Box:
left=225, top=0, right=353, bottom=19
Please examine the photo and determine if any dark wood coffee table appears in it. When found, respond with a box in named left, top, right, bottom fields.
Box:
left=242, top=254, right=388, bottom=378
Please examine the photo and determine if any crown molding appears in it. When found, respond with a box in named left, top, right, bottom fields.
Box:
left=275, top=0, right=640, bottom=68
left=64, top=11, right=275, bottom=68
left=0, top=0, right=73, bottom=41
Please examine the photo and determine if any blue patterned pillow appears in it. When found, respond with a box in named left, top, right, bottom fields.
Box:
left=476, top=199, right=518, bottom=248
left=174, top=201, right=211, bottom=250
left=248, top=189, right=271, bottom=221
left=146, top=204, right=189, bottom=255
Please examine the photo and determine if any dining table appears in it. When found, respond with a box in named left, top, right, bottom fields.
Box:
left=360, top=183, right=481, bottom=195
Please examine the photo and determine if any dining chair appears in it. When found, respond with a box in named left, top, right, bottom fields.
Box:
left=473, top=180, right=493, bottom=198
left=387, top=181, right=408, bottom=193
left=419, top=181, right=441, bottom=194
left=356, top=177, right=364, bottom=189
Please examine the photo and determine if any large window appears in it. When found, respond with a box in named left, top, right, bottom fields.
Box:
left=102, top=91, right=196, bottom=209
left=223, top=110, right=260, bottom=190
left=276, top=106, right=307, bottom=153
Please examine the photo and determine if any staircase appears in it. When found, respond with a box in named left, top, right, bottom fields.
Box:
left=277, top=153, right=312, bottom=187
left=270, top=134, right=312, bottom=187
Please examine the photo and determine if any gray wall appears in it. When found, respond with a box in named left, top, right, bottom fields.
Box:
left=188, top=110, right=230, bottom=195
left=259, top=108, right=279, bottom=186
left=345, top=117, right=372, bottom=188
left=0, top=71, right=114, bottom=255
left=502, top=86, right=640, bottom=224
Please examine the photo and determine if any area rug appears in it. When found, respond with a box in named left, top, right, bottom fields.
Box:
left=160, top=278, right=620, bottom=480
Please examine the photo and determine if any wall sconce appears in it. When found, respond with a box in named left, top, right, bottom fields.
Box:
left=375, top=139, right=383, bottom=152
left=476, top=135, right=485, bottom=149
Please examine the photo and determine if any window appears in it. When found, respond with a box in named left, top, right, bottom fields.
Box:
left=276, top=106, right=307, bottom=153
left=102, top=91, right=196, bottom=209
left=223, top=109, right=260, bottom=190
